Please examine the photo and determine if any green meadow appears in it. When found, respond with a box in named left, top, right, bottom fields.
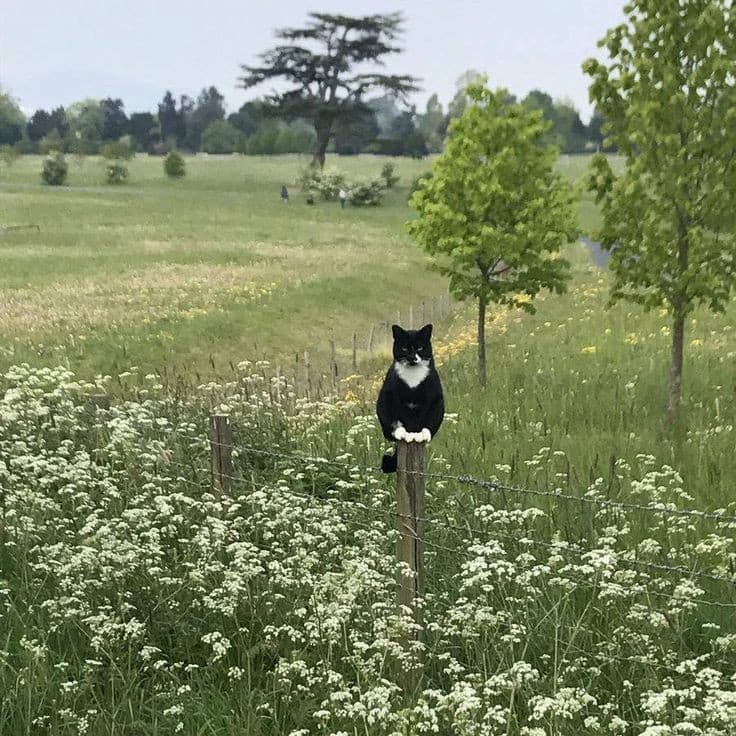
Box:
left=0, top=154, right=445, bottom=379
left=3, top=153, right=736, bottom=734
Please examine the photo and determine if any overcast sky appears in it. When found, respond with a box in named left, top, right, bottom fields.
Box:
left=2, top=0, right=625, bottom=122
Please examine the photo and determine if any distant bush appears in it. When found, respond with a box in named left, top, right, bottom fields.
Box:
left=101, top=140, right=134, bottom=160
left=164, top=151, right=186, bottom=178
left=380, top=162, right=399, bottom=189
left=41, top=152, right=68, bottom=186
left=0, top=145, right=20, bottom=167
left=348, top=178, right=385, bottom=206
left=105, top=161, right=128, bottom=185
left=298, top=166, right=346, bottom=200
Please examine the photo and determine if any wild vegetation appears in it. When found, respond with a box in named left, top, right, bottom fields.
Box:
left=2, top=151, right=736, bottom=733
left=3, top=3, right=736, bottom=730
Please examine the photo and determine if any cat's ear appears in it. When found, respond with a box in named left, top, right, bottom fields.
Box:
left=418, top=323, right=433, bottom=341
left=391, top=324, right=406, bottom=340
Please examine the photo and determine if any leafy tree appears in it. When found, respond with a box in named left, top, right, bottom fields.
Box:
left=409, top=82, right=577, bottom=385
left=417, top=93, right=445, bottom=153
left=158, top=91, right=179, bottom=143
left=27, top=109, right=53, bottom=142
left=245, top=121, right=280, bottom=154
left=228, top=100, right=266, bottom=137
left=100, top=98, right=128, bottom=141
left=177, top=95, right=194, bottom=147
left=334, top=106, right=379, bottom=155
left=389, top=109, right=427, bottom=157
left=0, top=91, right=25, bottom=145
left=447, top=69, right=485, bottom=121
left=586, top=108, right=615, bottom=153
left=239, top=12, right=419, bottom=167
left=584, top=0, right=736, bottom=421
left=553, top=98, right=588, bottom=153
left=129, top=112, right=159, bottom=151
left=49, top=107, right=70, bottom=140
left=67, top=99, right=104, bottom=153
left=185, top=86, right=226, bottom=150
left=201, top=120, right=241, bottom=154
left=367, top=93, right=402, bottom=135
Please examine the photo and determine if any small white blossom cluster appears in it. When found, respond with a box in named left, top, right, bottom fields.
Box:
left=2, top=364, right=736, bottom=735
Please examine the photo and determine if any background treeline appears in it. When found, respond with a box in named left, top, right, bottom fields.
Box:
left=0, top=72, right=614, bottom=157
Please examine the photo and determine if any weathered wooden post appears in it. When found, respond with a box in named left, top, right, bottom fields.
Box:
left=395, top=440, right=425, bottom=691
left=330, top=339, right=338, bottom=390
left=303, top=350, right=312, bottom=399
left=209, top=414, right=233, bottom=495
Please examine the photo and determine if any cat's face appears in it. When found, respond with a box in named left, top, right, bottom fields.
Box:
left=392, top=324, right=433, bottom=366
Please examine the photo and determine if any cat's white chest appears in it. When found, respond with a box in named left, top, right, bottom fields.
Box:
left=394, top=361, right=430, bottom=389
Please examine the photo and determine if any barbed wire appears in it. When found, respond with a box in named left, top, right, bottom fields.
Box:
left=161, top=458, right=736, bottom=609
left=195, top=438, right=736, bottom=526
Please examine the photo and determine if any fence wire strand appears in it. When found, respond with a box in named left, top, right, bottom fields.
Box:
left=162, top=454, right=736, bottom=610
left=196, top=438, right=736, bottom=526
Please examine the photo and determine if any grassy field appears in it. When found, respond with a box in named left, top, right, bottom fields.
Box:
left=0, top=154, right=447, bottom=379
left=3, top=153, right=736, bottom=734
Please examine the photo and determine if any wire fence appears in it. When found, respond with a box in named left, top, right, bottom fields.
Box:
left=163, top=432, right=736, bottom=613
left=199, top=438, right=736, bottom=525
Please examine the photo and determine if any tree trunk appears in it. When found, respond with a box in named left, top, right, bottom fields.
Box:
left=477, top=295, right=487, bottom=386
left=311, top=126, right=330, bottom=168
left=667, top=312, right=685, bottom=423
left=667, top=214, right=690, bottom=423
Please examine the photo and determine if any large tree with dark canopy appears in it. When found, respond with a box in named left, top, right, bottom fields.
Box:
left=239, top=12, right=419, bottom=167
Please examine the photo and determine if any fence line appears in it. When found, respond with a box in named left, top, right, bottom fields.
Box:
left=163, top=457, right=736, bottom=609
left=194, top=438, right=736, bottom=526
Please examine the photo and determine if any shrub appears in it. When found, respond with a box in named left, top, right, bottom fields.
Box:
left=101, top=140, right=134, bottom=160
left=297, top=166, right=346, bottom=200
left=164, top=151, right=185, bottom=178
left=41, top=152, right=68, bottom=186
left=0, top=145, right=20, bottom=167
left=380, top=162, right=400, bottom=189
left=348, top=178, right=385, bottom=206
left=105, top=161, right=128, bottom=185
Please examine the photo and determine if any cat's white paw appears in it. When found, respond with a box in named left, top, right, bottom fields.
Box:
left=419, top=428, right=432, bottom=443
left=404, top=431, right=416, bottom=443
left=393, top=426, right=407, bottom=441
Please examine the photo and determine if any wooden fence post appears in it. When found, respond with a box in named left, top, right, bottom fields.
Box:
left=330, top=339, right=338, bottom=390
left=396, top=440, right=425, bottom=691
left=304, top=350, right=311, bottom=399
left=210, top=414, right=233, bottom=495
left=395, top=440, right=425, bottom=685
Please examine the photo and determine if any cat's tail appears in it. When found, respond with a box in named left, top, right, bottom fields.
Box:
left=381, top=452, right=397, bottom=474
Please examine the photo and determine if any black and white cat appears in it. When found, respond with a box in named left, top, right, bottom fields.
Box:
left=376, top=323, right=444, bottom=473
